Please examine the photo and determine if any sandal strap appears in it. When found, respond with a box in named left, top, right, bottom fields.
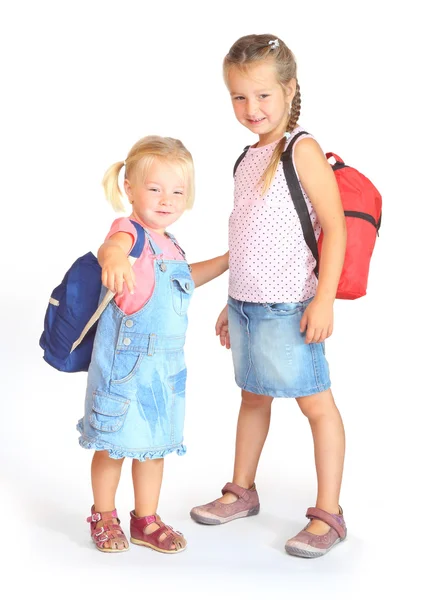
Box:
left=87, top=506, right=119, bottom=524
left=306, top=507, right=346, bottom=539
left=91, top=522, right=127, bottom=547
left=131, top=513, right=157, bottom=527
left=131, top=513, right=181, bottom=538
left=221, top=482, right=253, bottom=502
left=147, top=524, right=173, bottom=542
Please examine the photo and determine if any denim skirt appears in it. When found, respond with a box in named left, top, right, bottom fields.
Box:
left=228, top=296, right=331, bottom=398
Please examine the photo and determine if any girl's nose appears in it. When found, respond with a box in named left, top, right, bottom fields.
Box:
left=246, top=101, right=258, bottom=116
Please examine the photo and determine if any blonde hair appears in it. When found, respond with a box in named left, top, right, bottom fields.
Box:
left=102, top=135, right=195, bottom=212
left=223, top=34, right=301, bottom=195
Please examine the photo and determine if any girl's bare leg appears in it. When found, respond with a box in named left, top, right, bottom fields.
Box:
left=132, top=458, right=177, bottom=549
left=219, top=390, right=273, bottom=503
left=91, top=450, right=126, bottom=549
left=296, top=388, right=345, bottom=535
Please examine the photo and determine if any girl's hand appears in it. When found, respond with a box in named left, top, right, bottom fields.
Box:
left=216, top=304, right=230, bottom=349
left=300, top=298, right=334, bottom=344
left=101, top=249, right=136, bottom=296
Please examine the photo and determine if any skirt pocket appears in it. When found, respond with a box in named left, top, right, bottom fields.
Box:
left=263, top=301, right=303, bottom=316
left=89, top=391, right=130, bottom=433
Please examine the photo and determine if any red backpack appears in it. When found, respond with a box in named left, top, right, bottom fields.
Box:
left=234, top=131, right=382, bottom=299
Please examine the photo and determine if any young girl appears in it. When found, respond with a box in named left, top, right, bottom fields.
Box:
left=77, top=135, right=228, bottom=554
left=190, top=35, right=348, bottom=558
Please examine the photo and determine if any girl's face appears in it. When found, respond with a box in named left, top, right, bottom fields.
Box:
left=227, top=62, right=295, bottom=145
left=124, top=158, right=187, bottom=234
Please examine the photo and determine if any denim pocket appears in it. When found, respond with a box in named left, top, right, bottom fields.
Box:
left=111, top=352, right=144, bottom=385
left=170, top=275, right=194, bottom=316
left=89, top=391, right=130, bottom=432
left=264, top=302, right=302, bottom=316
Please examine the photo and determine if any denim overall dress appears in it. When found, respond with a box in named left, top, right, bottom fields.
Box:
left=77, top=230, right=194, bottom=460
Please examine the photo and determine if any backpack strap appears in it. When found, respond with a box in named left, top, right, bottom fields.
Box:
left=128, top=220, right=146, bottom=257
left=70, top=221, right=145, bottom=353
left=281, top=131, right=320, bottom=278
left=233, top=145, right=251, bottom=177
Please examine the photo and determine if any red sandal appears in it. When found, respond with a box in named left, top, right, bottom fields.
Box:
left=87, top=505, right=129, bottom=553
left=130, top=511, right=187, bottom=553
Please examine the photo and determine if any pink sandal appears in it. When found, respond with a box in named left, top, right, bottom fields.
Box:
left=87, top=506, right=129, bottom=553
left=130, top=512, right=187, bottom=553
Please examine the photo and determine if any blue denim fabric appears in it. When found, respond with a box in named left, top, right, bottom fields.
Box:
left=77, top=232, right=194, bottom=460
left=228, top=296, right=330, bottom=398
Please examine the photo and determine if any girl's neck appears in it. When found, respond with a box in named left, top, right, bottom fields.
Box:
left=255, top=123, right=299, bottom=148
left=129, top=213, right=166, bottom=236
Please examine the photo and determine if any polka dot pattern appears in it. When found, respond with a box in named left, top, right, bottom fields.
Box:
left=228, top=128, right=321, bottom=303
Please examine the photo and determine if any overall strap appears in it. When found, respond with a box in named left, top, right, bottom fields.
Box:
left=281, top=131, right=319, bottom=278
left=164, top=231, right=187, bottom=260
left=142, top=230, right=164, bottom=256
left=233, top=145, right=251, bottom=177
left=70, top=220, right=146, bottom=353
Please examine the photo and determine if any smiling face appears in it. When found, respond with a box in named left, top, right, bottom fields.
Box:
left=227, top=61, right=296, bottom=146
left=124, top=158, right=187, bottom=234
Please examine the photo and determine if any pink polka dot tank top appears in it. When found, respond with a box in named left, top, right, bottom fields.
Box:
left=228, top=127, right=321, bottom=303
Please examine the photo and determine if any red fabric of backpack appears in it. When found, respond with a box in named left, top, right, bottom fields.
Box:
left=280, top=135, right=382, bottom=300
left=318, top=152, right=382, bottom=299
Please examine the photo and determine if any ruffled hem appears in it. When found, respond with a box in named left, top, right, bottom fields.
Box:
left=78, top=436, right=187, bottom=460
left=76, top=424, right=186, bottom=461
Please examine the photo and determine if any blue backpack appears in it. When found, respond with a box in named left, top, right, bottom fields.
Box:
left=40, top=220, right=145, bottom=373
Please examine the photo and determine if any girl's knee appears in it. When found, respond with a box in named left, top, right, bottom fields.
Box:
left=296, top=389, right=335, bottom=420
left=241, top=390, right=273, bottom=409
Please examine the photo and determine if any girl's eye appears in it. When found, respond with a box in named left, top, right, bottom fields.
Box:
left=149, top=188, right=160, bottom=192
left=233, top=96, right=245, bottom=101
left=259, top=94, right=269, bottom=99
left=174, top=191, right=184, bottom=195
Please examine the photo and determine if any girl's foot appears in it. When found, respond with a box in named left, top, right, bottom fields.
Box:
left=87, top=506, right=129, bottom=552
left=190, top=482, right=260, bottom=525
left=285, top=506, right=347, bottom=558
left=130, top=512, right=187, bottom=553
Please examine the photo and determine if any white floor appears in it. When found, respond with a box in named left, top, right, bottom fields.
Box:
left=2, top=357, right=425, bottom=599
left=1, top=471, right=374, bottom=600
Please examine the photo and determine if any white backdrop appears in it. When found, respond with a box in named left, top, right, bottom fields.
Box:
left=1, top=1, right=430, bottom=598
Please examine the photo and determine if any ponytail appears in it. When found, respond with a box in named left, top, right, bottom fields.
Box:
left=102, top=161, right=126, bottom=212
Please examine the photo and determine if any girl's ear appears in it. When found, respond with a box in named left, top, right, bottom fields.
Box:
left=284, top=78, right=297, bottom=103
left=124, top=179, right=133, bottom=204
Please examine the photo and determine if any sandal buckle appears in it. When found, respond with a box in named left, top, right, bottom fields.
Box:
left=90, top=512, right=102, bottom=523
